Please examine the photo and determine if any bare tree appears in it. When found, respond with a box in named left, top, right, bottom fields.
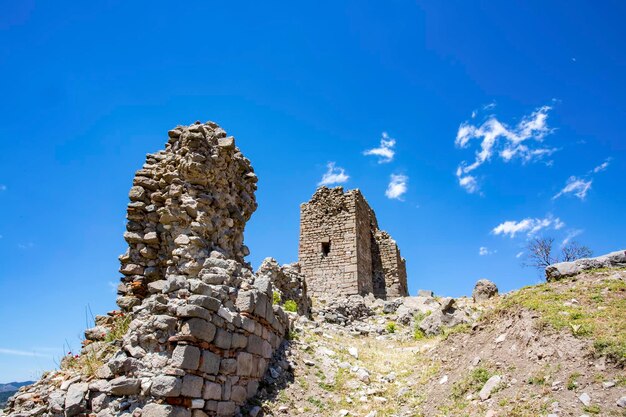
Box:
left=524, top=237, right=557, bottom=270
left=561, top=241, right=592, bottom=262
left=524, top=237, right=592, bottom=272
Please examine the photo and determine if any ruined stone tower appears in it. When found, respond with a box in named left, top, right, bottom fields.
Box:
left=298, top=187, right=408, bottom=300
left=5, top=121, right=289, bottom=417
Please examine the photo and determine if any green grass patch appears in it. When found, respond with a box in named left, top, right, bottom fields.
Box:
left=566, top=372, right=581, bottom=390
left=496, top=274, right=626, bottom=365
left=283, top=300, right=297, bottom=312
left=451, top=367, right=492, bottom=399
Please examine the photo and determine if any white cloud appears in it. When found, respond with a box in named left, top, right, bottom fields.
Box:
left=561, top=229, right=583, bottom=246
left=364, top=132, right=396, bottom=163
left=17, top=242, right=35, bottom=250
left=455, top=105, right=557, bottom=193
left=515, top=251, right=524, bottom=258
left=318, top=162, right=349, bottom=186
left=592, top=158, right=611, bottom=173
left=458, top=174, right=480, bottom=194
left=553, top=176, right=592, bottom=200
left=492, top=215, right=564, bottom=238
left=385, top=174, right=408, bottom=200
left=0, top=348, right=52, bottom=358
left=479, top=246, right=495, bottom=256
left=553, top=158, right=611, bottom=201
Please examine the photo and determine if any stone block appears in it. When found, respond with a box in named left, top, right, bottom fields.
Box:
left=109, top=376, right=141, bottom=396
left=202, top=381, right=222, bottom=400
left=177, top=305, right=211, bottom=321
left=171, top=345, right=200, bottom=370
left=230, top=386, right=247, bottom=404
left=236, top=352, right=256, bottom=376
left=188, top=295, right=221, bottom=312
left=181, top=318, right=216, bottom=343
left=151, top=375, right=182, bottom=397
left=199, top=350, right=220, bottom=375
left=213, top=328, right=232, bottom=350
left=220, top=358, right=237, bottom=375
left=181, top=374, right=203, bottom=398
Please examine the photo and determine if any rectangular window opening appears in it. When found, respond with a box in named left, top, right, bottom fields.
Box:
left=321, top=241, right=331, bottom=257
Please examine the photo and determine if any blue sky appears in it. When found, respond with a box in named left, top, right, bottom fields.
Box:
left=1, top=1, right=625, bottom=381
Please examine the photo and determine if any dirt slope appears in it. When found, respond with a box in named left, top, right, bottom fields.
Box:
left=253, top=268, right=626, bottom=417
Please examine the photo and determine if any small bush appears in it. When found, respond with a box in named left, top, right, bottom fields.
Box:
left=386, top=321, right=397, bottom=333
left=272, top=291, right=281, bottom=305
left=284, top=300, right=298, bottom=313
left=566, top=372, right=581, bottom=390
left=413, top=326, right=426, bottom=340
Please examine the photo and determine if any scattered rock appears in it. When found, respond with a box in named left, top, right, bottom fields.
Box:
left=479, top=375, right=502, bottom=401
left=472, top=279, right=498, bottom=301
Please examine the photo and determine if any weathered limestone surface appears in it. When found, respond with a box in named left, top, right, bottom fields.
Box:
left=4, top=122, right=288, bottom=417
left=545, top=250, right=626, bottom=281
left=298, top=186, right=408, bottom=300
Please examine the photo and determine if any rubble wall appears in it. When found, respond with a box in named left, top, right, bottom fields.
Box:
left=4, top=121, right=287, bottom=417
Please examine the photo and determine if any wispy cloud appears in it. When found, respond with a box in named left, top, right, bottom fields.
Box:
left=553, top=158, right=611, bottom=201
left=516, top=251, right=524, bottom=258
left=18, top=242, right=35, bottom=250
left=479, top=246, right=495, bottom=256
left=553, top=176, right=592, bottom=200
left=318, top=162, right=349, bottom=186
left=385, top=174, right=408, bottom=200
left=592, top=158, right=611, bottom=174
left=492, top=215, right=564, bottom=238
left=364, top=132, right=396, bottom=163
left=0, top=184, right=6, bottom=191
left=0, top=348, right=53, bottom=358
left=561, top=229, right=583, bottom=246
left=455, top=104, right=557, bottom=193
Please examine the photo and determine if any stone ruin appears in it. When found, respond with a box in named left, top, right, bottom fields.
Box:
left=298, top=186, right=408, bottom=301
left=255, top=259, right=311, bottom=317
left=4, top=122, right=291, bottom=417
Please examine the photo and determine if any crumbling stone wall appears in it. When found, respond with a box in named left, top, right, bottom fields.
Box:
left=298, top=186, right=408, bottom=300
left=373, top=231, right=408, bottom=298
left=5, top=121, right=288, bottom=417
left=256, top=258, right=311, bottom=316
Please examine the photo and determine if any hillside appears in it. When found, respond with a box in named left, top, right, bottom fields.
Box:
left=255, top=268, right=626, bottom=416
left=0, top=383, right=33, bottom=408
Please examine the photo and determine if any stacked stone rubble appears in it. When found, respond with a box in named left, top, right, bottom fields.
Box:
left=298, top=186, right=408, bottom=301
left=4, top=121, right=288, bottom=417
left=256, top=258, right=311, bottom=317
